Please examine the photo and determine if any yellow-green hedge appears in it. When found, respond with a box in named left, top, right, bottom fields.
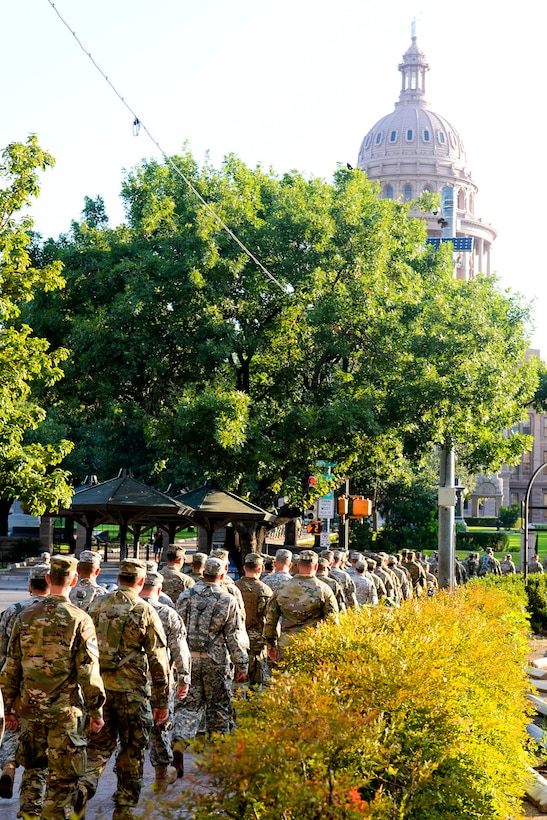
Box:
left=179, top=584, right=534, bottom=819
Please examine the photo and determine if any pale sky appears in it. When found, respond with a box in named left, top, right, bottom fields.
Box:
left=3, top=0, right=546, bottom=352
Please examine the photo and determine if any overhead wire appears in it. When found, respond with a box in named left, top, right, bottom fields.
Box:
left=45, top=0, right=288, bottom=294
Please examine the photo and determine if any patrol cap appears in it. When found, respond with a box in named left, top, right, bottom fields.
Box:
left=145, top=568, right=164, bottom=586
left=50, top=555, right=79, bottom=576
left=244, top=552, right=263, bottom=566
left=78, top=550, right=101, bottom=567
left=191, top=552, right=207, bottom=565
left=298, top=549, right=318, bottom=563
left=317, top=557, right=330, bottom=570
left=211, top=548, right=229, bottom=563
left=355, top=560, right=367, bottom=572
left=387, top=555, right=397, bottom=565
left=275, top=548, right=292, bottom=562
left=29, top=563, right=50, bottom=580
left=119, top=558, right=147, bottom=579
left=166, top=543, right=186, bottom=557
left=319, top=550, right=334, bottom=562
left=204, top=556, right=224, bottom=578
left=41, top=551, right=51, bottom=562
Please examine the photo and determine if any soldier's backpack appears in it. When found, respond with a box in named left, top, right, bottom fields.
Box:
left=235, top=580, right=260, bottom=631
left=93, top=589, right=141, bottom=671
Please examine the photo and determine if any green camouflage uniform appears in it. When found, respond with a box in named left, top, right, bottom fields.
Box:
left=316, top=573, right=346, bottom=612
left=264, top=574, right=339, bottom=651
left=173, top=579, right=248, bottom=741
left=0, top=594, right=105, bottom=820
left=82, top=583, right=170, bottom=812
left=160, top=565, right=195, bottom=604
left=234, top=576, right=272, bottom=686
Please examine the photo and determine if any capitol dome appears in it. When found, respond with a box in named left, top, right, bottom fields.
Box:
left=357, top=34, right=496, bottom=279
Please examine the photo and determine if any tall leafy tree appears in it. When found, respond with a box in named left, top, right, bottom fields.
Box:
left=27, top=152, right=536, bottom=553
left=0, top=136, right=73, bottom=532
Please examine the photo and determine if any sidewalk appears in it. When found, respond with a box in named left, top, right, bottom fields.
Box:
left=0, top=749, right=196, bottom=819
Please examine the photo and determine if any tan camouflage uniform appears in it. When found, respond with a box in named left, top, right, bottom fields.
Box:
left=0, top=558, right=105, bottom=820
left=161, top=564, right=195, bottom=604
left=234, top=571, right=272, bottom=686
left=82, top=559, right=170, bottom=816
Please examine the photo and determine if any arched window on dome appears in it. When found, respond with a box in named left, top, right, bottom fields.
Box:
left=450, top=133, right=457, bottom=149
left=403, top=184, right=412, bottom=202
left=457, top=189, right=465, bottom=210
left=437, top=131, right=446, bottom=144
left=375, top=132, right=383, bottom=145
left=385, top=185, right=394, bottom=200
left=389, top=130, right=397, bottom=142
left=364, top=135, right=371, bottom=149
left=423, top=129, right=430, bottom=142
left=406, top=129, right=414, bottom=142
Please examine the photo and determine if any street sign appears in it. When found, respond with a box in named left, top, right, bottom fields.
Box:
left=318, top=492, right=335, bottom=519
left=319, top=531, right=331, bottom=548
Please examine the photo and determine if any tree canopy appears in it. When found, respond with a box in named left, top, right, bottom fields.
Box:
left=27, top=150, right=537, bottom=521
left=0, top=136, right=73, bottom=525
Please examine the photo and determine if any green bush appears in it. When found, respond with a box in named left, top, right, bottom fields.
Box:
left=463, top=517, right=498, bottom=527
left=177, top=584, right=533, bottom=819
left=456, top=530, right=509, bottom=551
left=498, top=503, right=520, bottom=529
left=469, top=572, right=547, bottom=635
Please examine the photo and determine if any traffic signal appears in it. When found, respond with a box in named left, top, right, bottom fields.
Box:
left=349, top=496, right=372, bottom=520
left=306, top=520, right=322, bottom=534
left=337, top=495, right=349, bottom=518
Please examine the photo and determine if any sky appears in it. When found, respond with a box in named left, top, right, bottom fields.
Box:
left=2, top=0, right=546, bottom=350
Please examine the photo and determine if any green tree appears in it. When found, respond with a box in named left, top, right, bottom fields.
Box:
left=0, top=136, right=73, bottom=532
left=27, top=152, right=536, bottom=555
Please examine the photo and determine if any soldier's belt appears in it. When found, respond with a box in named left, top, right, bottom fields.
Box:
left=190, top=650, right=209, bottom=659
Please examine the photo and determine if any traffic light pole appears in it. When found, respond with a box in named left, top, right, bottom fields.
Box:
left=437, top=442, right=455, bottom=590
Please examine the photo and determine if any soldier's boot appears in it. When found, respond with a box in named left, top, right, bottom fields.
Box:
left=172, top=740, right=186, bottom=778
left=0, top=762, right=16, bottom=799
left=74, top=783, right=89, bottom=819
left=154, top=765, right=177, bottom=792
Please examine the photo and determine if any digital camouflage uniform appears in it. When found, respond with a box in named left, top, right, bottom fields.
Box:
left=173, top=575, right=249, bottom=741
left=0, top=588, right=105, bottom=820
left=69, top=577, right=108, bottom=612
left=140, top=591, right=191, bottom=768
left=500, top=557, right=516, bottom=575
left=316, top=570, right=346, bottom=612
left=329, top=565, right=359, bottom=608
left=262, top=569, right=293, bottom=594
left=478, top=552, right=502, bottom=576
left=83, top=566, right=170, bottom=814
left=264, top=572, right=339, bottom=652
left=234, top=575, right=272, bottom=686
left=352, top=571, right=378, bottom=605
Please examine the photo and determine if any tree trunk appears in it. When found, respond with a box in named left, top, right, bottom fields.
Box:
left=0, top=499, right=12, bottom=537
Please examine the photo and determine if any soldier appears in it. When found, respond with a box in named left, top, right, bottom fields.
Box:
left=387, top=554, right=412, bottom=601
left=187, top=552, right=207, bottom=582
left=161, top=544, right=195, bottom=604
left=405, top=551, right=428, bottom=596
left=500, top=554, right=517, bottom=575
left=264, top=550, right=339, bottom=662
left=234, top=552, right=273, bottom=687
left=352, top=560, right=378, bottom=606
left=528, top=554, right=544, bottom=574
left=262, top=548, right=293, bottom=593
left=316, top=557, right=346, bottom=612
left=80, top=557, right=170, bottom=820
left=462, top=551, right=480, bottom=579
left=478, top=547, right=502, bottom=576
left=210, top=548, right=247, bottom=624
left=172, top=557, right=248, bottom=766
left=69, top=550, right=108, bottom=612
left=139, top=566, right=191, bottom=787
left=0, top=555, right=105, bottom=820
left=365, top=558, right=388, bottom=601
left=0, top=563, right=51, bottom=800
left=328, top=550, right=359, bottom=609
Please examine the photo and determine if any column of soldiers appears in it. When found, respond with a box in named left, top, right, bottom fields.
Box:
left=0, top=539, right=523, bottom=818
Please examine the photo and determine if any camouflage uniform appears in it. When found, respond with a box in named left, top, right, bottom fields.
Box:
left=462, top=553, right=480, bottom=579
left=500, top=557, right=516, bottom=575
left=161, top=564, right=195, bottom=604
left=329, top=565, right=359, bottom=608
left=69, top=577, right=108, bottom=612
left=173, top=564, right=249, bottom=741
left=82, top=559, right=170, bottom=814
left=264, top=565, right=339, bottom=652
left=262, top=569, right=293, bottom=593
left=352, top=568, right=378, bottom=605
left=478, top=551, right=502, bottom=576
left=141, top=582, right=191, bottom=769
left=404, top=556, right=428, bottom=595
left=528, top=558, right=544, bottom=574
left=316, top=562, right=346, bottom=612
left=387, top=560, right=413, bottom=600
left=235, top=571, right=272, bottom=687
left=0, top=556, right=105, bottom=820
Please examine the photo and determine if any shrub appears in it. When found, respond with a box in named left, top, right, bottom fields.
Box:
left=498, top=503, right=520, bottom=529
left=176, top=584, right=534, bottom=820
left=456, top=530, right=509, bottom=551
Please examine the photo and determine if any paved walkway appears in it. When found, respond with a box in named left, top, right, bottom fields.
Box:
left=0, top=749, right=196, bottom=818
